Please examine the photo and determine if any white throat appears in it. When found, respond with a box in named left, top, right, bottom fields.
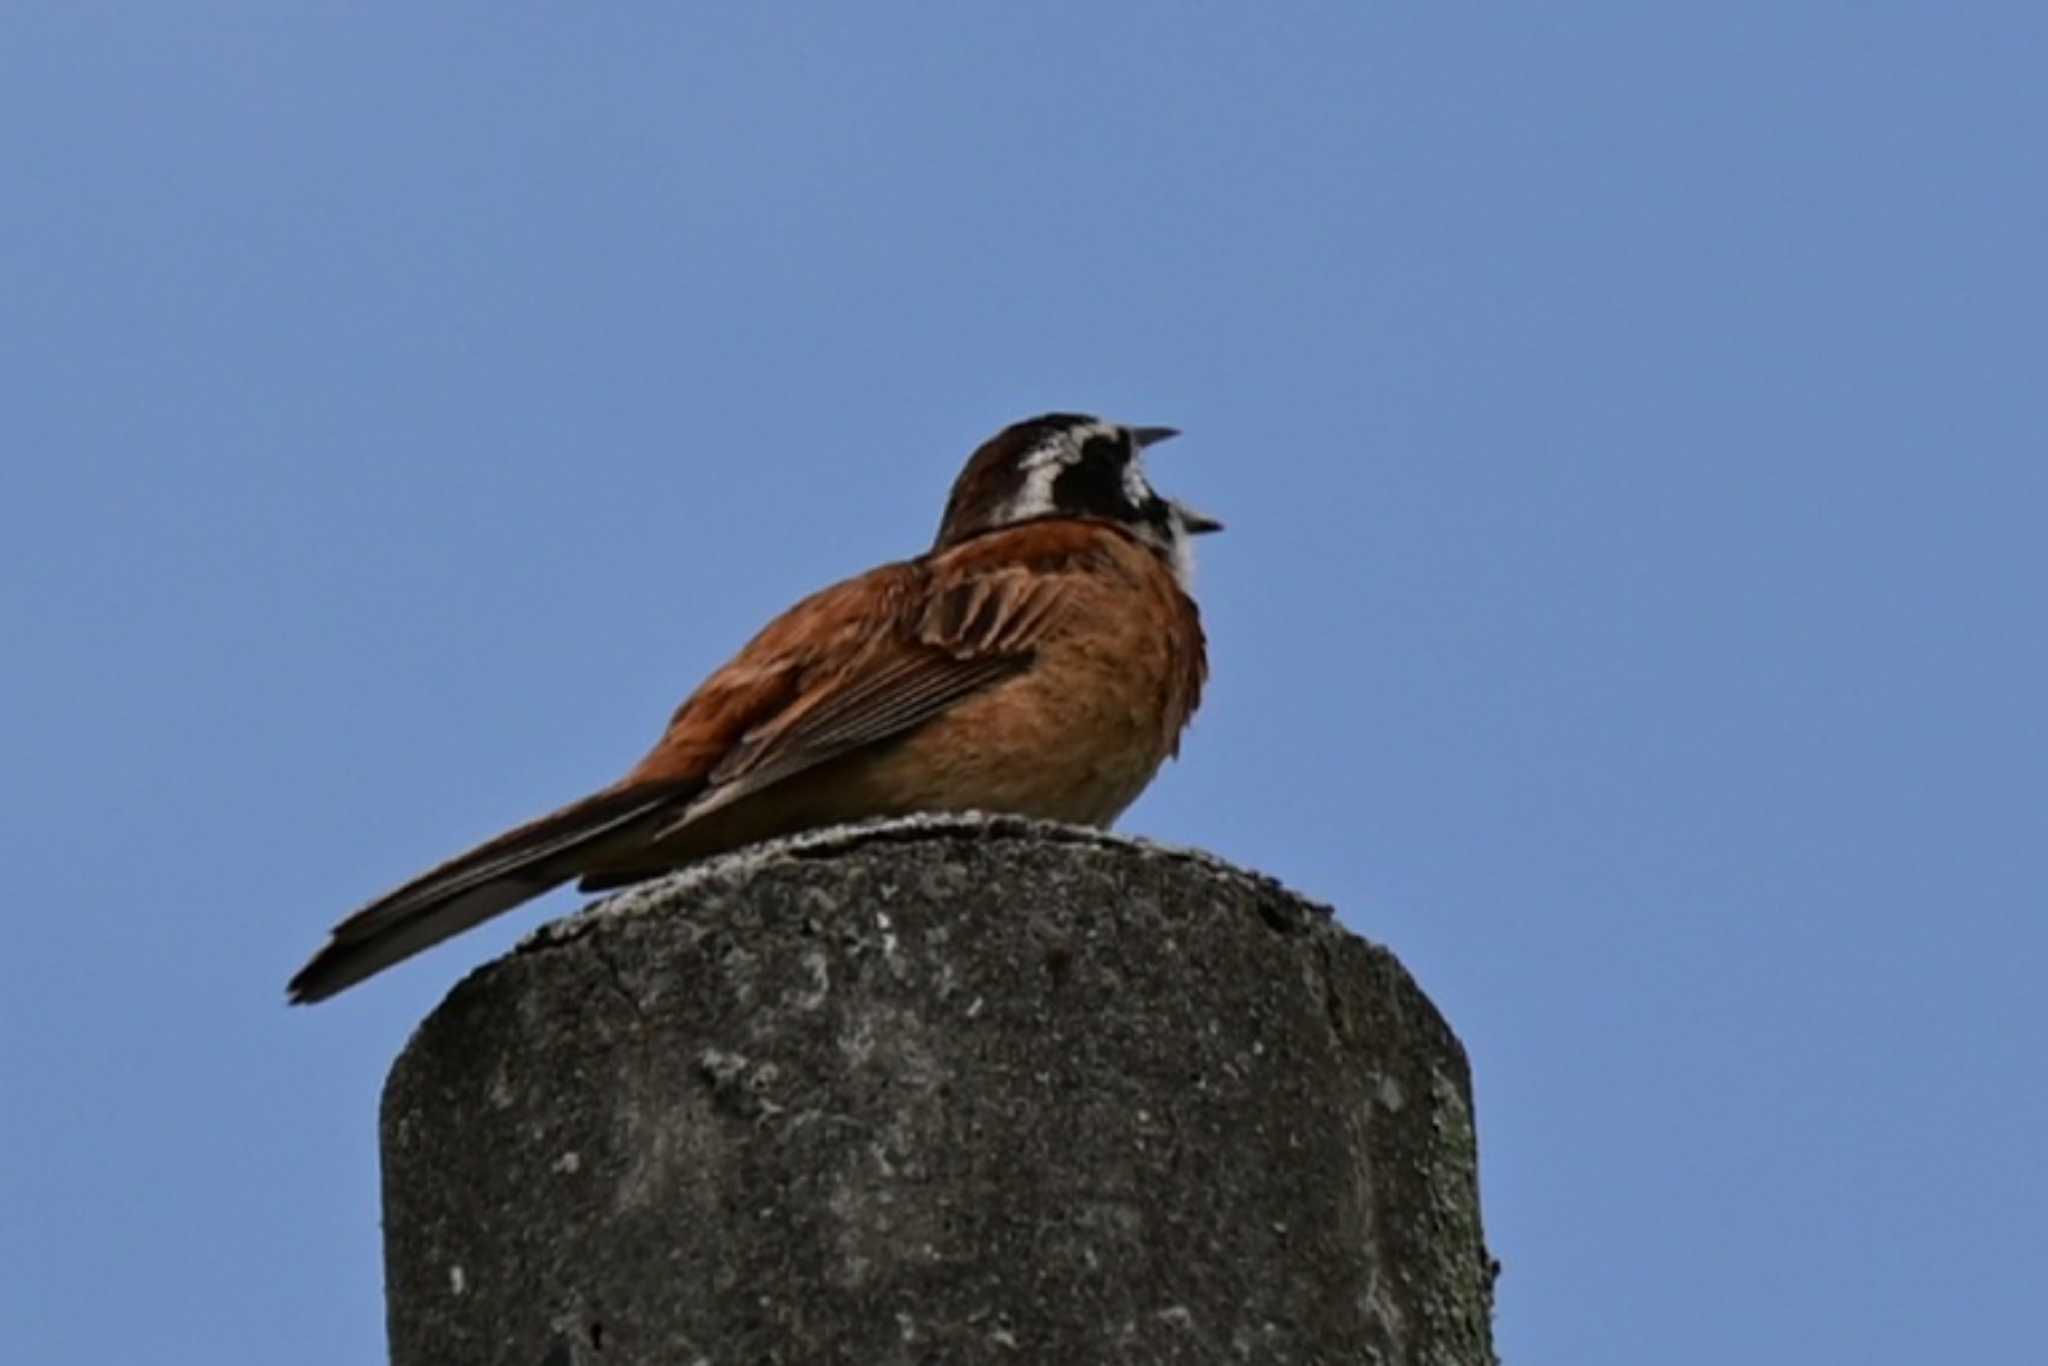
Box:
left=1163, top=521, right=1198, bottom=592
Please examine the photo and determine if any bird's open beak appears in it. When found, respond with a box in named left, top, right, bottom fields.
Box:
left=1132, top=427, right=1219, bottom=532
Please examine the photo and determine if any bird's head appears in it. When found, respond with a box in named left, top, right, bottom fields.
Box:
left=934, top=412, right=1222, bottom=588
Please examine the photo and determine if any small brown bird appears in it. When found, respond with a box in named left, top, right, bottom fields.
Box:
left=289, top=412, right=1220, bottom=1002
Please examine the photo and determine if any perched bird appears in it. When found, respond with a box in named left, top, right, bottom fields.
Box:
left=289, top=413, right=1220, bottom=1002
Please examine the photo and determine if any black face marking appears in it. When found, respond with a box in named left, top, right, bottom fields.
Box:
left=1050, top=430, right=1139, bottom=522
left=1077, top=432, right=1128, bottom=465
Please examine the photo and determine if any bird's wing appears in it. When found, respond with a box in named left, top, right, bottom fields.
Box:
left=645, top=557, right=1075, bottom=827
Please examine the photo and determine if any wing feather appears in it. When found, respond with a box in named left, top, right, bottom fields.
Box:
left=662, top=563, right=1073, bottom=828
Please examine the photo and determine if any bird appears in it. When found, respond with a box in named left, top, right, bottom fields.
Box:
left=288, top=412, right=1221, bottom=1003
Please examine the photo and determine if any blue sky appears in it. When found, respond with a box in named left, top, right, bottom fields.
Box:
left=4, top=5, right=2042, bottom=1362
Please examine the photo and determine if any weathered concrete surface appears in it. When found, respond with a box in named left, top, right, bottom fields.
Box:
left=382, top=814, right=1496, bottom=1366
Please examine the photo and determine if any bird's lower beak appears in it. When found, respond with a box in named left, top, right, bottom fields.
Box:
left=1177, top=504, right=1224, bottom=535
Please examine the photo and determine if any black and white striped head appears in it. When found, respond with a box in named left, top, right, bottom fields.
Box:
left=935, top=412, right=1222, bottom=587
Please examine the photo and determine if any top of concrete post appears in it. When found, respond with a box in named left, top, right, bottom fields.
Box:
left=381, top=813, right=1497, bottom=1365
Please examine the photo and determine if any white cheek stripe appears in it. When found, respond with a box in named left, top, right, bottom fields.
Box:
left=1122, top=455, right=1152, bottom=509
left=995, top=460, right=1063, bottom=525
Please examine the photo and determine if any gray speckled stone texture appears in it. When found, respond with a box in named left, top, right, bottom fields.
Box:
left=382, top=814, right=1497, bottom=1366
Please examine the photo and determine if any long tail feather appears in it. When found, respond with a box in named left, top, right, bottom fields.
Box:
left=287, top=780, right=695, bottom=1003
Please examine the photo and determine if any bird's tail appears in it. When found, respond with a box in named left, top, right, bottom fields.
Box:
left=287, top=780, right=694, bottom=1004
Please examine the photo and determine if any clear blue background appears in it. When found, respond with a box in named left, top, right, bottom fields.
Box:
left=4, top=5, right=2041, bottom=1362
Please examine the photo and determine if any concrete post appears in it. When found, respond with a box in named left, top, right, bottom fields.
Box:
left=380, top=814, right=1497, bottom=1365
